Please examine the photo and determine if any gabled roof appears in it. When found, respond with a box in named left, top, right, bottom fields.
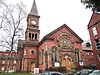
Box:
left=38, top=24, right=83, bottom=46
left=30, top=0, right=39, bottom=16
left=88, top=12, right=100, bottom=28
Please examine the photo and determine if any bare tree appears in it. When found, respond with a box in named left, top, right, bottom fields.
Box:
left=0, top=0, right=27, bottom=74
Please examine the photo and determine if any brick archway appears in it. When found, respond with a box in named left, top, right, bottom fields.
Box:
left=29, top=61, right=36, bottom=72
left=61, top=55, right=73, bottom=71
left=31, top=62, right=35, bottom=72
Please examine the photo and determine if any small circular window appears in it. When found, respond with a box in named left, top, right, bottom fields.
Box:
left=31, top=50, right=36, bottom=54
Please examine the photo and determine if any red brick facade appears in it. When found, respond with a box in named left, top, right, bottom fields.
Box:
left=82, top=43, right=96, bottom=68
left=0, top=51, right=18, bottom=72
left=17, top=24, right=84, bottom=72
left=0, top=0, right=85, bottom=72
left=38, top=25, right=83, bottom=71
left=16, top=0, right=84, bottom=72
left=88, top=13, right=100, bottom=69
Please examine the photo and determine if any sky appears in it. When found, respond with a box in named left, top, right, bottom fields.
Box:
left=8, top=0, right=93, bottom=42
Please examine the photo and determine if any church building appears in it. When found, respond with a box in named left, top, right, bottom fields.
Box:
left=17, top=0, right=83, bottom=72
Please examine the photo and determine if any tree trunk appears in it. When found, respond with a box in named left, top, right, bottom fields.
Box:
left=6, top=58, right=10, bottom=75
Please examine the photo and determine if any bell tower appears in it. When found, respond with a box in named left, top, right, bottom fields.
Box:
left=25, top=0, right=40, bottom=43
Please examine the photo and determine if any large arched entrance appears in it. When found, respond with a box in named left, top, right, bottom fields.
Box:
left=62, top=56, right=72, bottom=71
left=30, top=62, right=35, bottom=72
left=66, top=57, right=72, bottom=70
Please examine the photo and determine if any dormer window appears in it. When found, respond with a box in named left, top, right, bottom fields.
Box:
left=92, top=26, right=97, bottom=36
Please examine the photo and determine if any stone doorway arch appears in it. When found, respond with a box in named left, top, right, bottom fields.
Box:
left=30, top=62, right=35, bottom=72
left=62, top=56, right=73, bottom=71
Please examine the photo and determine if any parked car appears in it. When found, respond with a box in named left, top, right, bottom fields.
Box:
left=89, top=70, right=100, bottom=75
left=40, top=71, right=65, bottom=75
left=75, top=69, right=93, bottom=75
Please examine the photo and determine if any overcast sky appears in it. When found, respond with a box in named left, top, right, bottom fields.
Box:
left=8, top=0, right=93, bottom=42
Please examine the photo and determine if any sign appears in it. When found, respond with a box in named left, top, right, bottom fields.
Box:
left=54, top=62, right=60, bottom=67
left=79, top=61, right=84, bottom=66
left=34, top=68, right=39, bottom=73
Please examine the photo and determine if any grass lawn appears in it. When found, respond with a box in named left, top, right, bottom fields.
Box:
left=0, top=73, right=33, bottom=75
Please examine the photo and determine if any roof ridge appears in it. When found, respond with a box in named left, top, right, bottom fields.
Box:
left=38, top=24, right=83, bottom=46
left=88, top=12, right=100, bottom=28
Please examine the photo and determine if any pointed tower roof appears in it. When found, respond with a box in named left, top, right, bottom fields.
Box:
left=30, top=0, right=39, bottom=16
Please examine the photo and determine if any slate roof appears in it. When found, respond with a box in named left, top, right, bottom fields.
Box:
left=88, top=12, right=100, bottom=28
left=30, top=0, right=39, bottom=16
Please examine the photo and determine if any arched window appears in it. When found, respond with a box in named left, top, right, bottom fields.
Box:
left=41, top=49, right=44, bottom=64
left=32, top=33, right=34, bottom=39
left=75, top=49, right=79, bottom=62
left=51, top=46, right=57, bottom=62
left=77, top=51, right=79, bottom=62
left=29, top=33, right=31, bottom=39
left=52, top=50, right=56, bottom=61
left=29, top=33, right=35, bottom=40
left=35, top=34, right=37, bottom=40
left=75, top=49, right=81, bottom=62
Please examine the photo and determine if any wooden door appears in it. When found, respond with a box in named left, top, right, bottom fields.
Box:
left=31, top=62, right=35, bottom=72
left=66, top=58, right=72, bottom=70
